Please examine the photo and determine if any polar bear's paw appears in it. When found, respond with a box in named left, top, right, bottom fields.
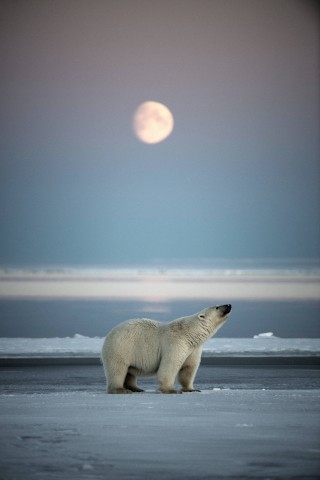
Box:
left=180, top=388, right=201, bottom=393
left=126, top=386, right=145, bottom=393
left=157, top=388, right=183, bottom=394
left=108, top=387, right=133, bottom=394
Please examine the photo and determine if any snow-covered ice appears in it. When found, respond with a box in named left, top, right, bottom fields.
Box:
left=204, top=336, right=320, bottom=356
left=253, top=332, right=275, bottom=338
left=1, top=388, right=319, bottom=479
left=0, top=335, right=319, bottom=357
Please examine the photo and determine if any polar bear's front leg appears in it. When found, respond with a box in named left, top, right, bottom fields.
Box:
left=178, top=347, right=202, bottom=392
left=178, top=365, right=201, bottom=392
left=156, top=352, right=186, bottom=394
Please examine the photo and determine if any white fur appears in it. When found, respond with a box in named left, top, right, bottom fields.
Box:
left=101, top=304, right=231, bottom=394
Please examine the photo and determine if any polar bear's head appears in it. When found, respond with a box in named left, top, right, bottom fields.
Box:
left=197, top=304, right=232, bottom=335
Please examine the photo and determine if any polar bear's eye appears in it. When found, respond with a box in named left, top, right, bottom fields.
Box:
left=198, top=314, right=205, bottom=319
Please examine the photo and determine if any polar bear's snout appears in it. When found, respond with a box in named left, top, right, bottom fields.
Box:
left=219, top=304, right=232, bottom=315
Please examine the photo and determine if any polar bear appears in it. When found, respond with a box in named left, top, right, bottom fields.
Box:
left=101, top=304, right=231, bottom=394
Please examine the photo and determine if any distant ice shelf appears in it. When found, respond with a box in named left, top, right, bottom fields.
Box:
left=0, top=336, right=319, bottom=357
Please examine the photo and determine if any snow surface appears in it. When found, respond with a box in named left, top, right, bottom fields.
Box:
left=0, top=335, right=319, bottom=356
left=1, top=389, right=320, bottom=479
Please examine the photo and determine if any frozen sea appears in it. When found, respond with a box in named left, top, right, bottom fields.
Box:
left=1, top=363, right=319, bottom=479
left=1, top=263, right=319, bottom=479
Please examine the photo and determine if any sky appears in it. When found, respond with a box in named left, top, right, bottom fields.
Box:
left=1, top=0, right=319, bottom=267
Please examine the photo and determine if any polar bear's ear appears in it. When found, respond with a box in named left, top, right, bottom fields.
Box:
left=198, top=313, right=205, bottom=320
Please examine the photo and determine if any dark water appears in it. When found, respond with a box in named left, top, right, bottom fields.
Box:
left=0, top=299, right=319, bottom=338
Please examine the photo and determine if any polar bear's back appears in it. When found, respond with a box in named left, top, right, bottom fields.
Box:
left=106, top=318, right=162, bottom=342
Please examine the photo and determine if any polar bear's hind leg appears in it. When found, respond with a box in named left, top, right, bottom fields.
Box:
left=106, top=362, right=133, bottom=394
left=124, top=370, right=145, bottom=393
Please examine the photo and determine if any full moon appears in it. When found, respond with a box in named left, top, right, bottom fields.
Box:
left=133, top=101, right=174, bottom=144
